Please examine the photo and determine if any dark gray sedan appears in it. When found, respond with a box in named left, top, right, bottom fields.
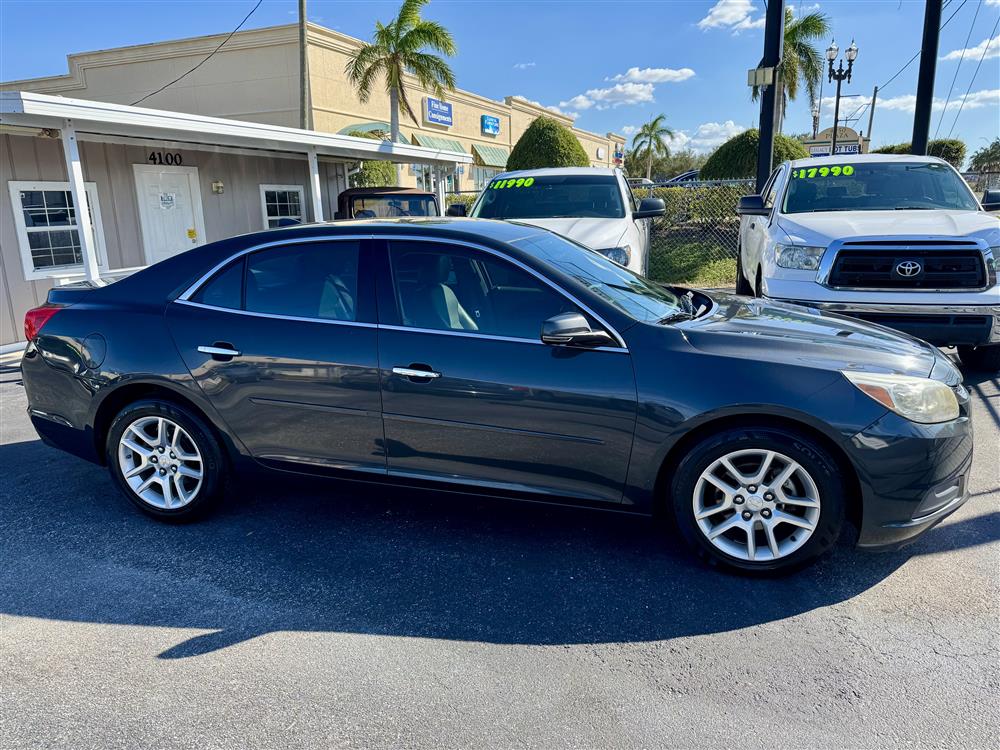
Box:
left=20, top=219, right=973, bottom=574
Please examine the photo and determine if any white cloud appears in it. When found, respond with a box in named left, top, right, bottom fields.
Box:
left=510, top=95, right=577, bottom=119
left=688, top=120, right=747, bottom=151
left=791, top=2, right=821, bottom=14
left=559, top=82, right=655, bottom=112
left=697, top=0, right=765, bottom=33
left=621, top=125, right=638, bottom=136
left=822, top=89, right=1000, bottom=116
left=513, top=62, right=536, bottom=70
left=609, top=66, right=696, bottom=84
left=941, top=34, right=1000, bottom=61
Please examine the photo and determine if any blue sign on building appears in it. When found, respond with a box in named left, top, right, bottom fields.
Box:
left=481, top=115, right=501, bottom=136
left=424, top=97, right=453, bottom=127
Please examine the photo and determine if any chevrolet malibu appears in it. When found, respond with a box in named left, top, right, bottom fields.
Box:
left=21, top=219, right=973, bottom=574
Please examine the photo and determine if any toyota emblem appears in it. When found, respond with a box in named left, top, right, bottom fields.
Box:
left=895, top=260, right=922, bottom=277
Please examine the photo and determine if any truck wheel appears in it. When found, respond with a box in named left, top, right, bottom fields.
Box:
left=735, top=250, right=753, bottom=295
left=958, top=344, right=1000, bottom=372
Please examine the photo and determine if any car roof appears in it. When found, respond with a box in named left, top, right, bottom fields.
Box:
left=340, top=187, right=435, bottom=197
left=494, top=167, right=619, bottom=178
left=786, top=153, right=950, bottom=168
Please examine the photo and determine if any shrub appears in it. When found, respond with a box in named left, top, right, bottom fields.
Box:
left=507, top=117, right=590, bottom=171
left=346, top=130, right=397, bottom=187
left=445, top=193, right=477, bottom=208
left=872, top=139, right=967, bottom=169
left=700, top=129, right=809, bottom=180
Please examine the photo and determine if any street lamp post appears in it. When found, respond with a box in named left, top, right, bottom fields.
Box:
left=826, top=39, right=858, bottom=156
left=811, top=103, right=821, bottom=139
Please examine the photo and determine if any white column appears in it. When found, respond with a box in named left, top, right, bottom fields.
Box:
left=307, top=148, right=324, bottom=222
left=434, top=165, right=447, bottom=216
left=60, top=119, right=100, bottom=281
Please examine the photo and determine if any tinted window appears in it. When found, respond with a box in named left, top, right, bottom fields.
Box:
left=390, top=242, right=577, bottom=340
left=191, top=258, right=243, bottom=310
left=245, top=242, right=360, bottom=321
left=350, top=195, right=436, bottom=218
left=471, top=175, right=625, bottom=219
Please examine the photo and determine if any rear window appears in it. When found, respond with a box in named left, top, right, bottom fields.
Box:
left=350, top=195, right=436, bottom=218
left=472, top=174, right=625, bottom=220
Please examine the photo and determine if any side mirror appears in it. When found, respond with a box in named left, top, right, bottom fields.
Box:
left=981, top=189, right=1000, bottom=212
left=633, top=197, right=666, bottom=219
left=737, top=195, right=770, bottom=216
left=446, top=203, right=467, bottom=217
left=541, top=312, right=615, bottom=348
left=333, top=210, right=345, bottom=220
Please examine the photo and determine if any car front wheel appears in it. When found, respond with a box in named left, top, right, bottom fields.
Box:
left=671, top=427, right=845, bottom=574
left=106, top=399, right=225, bottom=521
left=957, top=344, right=1000, bottom=372
left=735, top=249, right=753, bottom=295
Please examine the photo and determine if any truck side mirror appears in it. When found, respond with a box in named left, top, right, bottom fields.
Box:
left=981, top=189, right=1000, bottom=212
left=737, top=195, right=770, bottom=216
left=446, top=204, right=467, bottom=217
left=633, top=197, right=666, bottom=219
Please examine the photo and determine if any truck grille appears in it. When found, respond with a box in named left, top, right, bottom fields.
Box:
left=828, top=243, right=987, bottom=290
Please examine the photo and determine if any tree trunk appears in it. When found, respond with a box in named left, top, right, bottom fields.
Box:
left=389, top=88, right=400, bottom=143
left=646, top=148, right=653, bottom=181
left=773, top=73, right=786, bottom=135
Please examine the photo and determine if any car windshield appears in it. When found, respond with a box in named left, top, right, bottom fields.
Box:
left=471, top=174, right=625, bottom=220
left=511, top=231, right=686, bottom=323
left=350, top=195, right=436, bottom=218
left=782, top=161, right=979, bottom=213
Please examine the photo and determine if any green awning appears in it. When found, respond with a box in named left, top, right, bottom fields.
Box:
left=338, top=122, right=410, bottom=145
left=472, top=143, right=509, bottom=168
left=412, top=133, right=467, bottom=154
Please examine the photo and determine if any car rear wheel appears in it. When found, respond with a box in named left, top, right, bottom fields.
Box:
left=671, top=427, right=845, bottom=574
left=735, top=249, right=753, bottom=295
left=957, top=344, right=1000, bottom=372
left=106, top=399, right=225, bottom=521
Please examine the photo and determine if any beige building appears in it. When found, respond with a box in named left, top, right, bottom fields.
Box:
left=2, top=23, right=626, bottom=191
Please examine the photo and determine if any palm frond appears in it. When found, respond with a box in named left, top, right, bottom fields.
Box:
left=396, top=0, right=430, bottom=32
left=400, top=21, right=457, bottom=56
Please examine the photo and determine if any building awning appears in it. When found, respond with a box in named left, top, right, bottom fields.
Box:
left=337, top=121, right=410, bottom=145
left=0, top=91, right=471, bottom=167
left=472, top=143, right=509, bottom=168
left=412, top=132, right=466, bottom=154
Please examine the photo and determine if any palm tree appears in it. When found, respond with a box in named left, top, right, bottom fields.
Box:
left=632, top=114, right=675, bottom=181
left=753, top=8, right=830, bottom=132
left=346, top=0, right=457, bottom=144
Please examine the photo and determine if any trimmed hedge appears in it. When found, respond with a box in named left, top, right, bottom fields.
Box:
left=872, top=139, right=967, bottom=169
left=445, top=193, right=477, bottom=208
left=700, top=129, right=809, bottom=180
left=507, top=117, right=590, bottom=171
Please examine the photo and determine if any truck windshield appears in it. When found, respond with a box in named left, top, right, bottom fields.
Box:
left=783, top=161, right=979, bottom=213
left=351, top=195, right=437, bottom=218
left=472, top=175, right=625, bottom=220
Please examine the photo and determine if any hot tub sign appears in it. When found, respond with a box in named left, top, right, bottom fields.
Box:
left=424, top=97, right=453, bottom=127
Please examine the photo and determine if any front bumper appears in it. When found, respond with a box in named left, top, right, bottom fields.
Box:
left=847, top=408, right=973, bottom=550
left=769, top=298, right=1000, bottom=346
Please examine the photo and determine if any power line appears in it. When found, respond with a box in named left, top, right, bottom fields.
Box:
left=947, top=12, right=1000, bottom=137
left=130, top=0, right=264, bottom=106
left=935, top=0, right=982, bottom=139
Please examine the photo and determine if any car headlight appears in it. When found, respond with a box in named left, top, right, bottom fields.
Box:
left=988, top=247, right=999, bottom=284
left=600, top=245, right=631, bottom=266
left=775, top=244, right=825, bottom=270
left=842, top=371, right=959, bottom=424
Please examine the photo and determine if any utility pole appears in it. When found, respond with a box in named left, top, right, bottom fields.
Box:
left=299, top=0, right=311, bottom=130
left=755, top=0, right=785, bottom=193
left=912, top=0, right=942, bottom=155
left=866, top=85, right=879, bottom=149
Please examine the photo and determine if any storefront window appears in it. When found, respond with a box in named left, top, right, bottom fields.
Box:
left=473, top=167, right=502, bottom=191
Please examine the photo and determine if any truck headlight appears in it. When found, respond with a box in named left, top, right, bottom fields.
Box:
left=600, top=245, right=631, bottom=266
left=842, top=371, right=959, bottom=424
left=775, top=244, right=825, bottom=270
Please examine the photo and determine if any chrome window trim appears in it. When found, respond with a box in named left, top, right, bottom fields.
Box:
left=383, top=234, right=629, bottom=350
left=175, top=299, right=378, bottom=329
left=174, top=231, right=629, bottom=351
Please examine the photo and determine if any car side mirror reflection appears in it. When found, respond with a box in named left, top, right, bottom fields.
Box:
left=446, top=204, right=467, bottom=217
left=981, top=189, right=1000, bottom=212
left=633, top=197, right=666, bottom=219
left=737, top=194, right=770, bottom=216
left=541, top=312, right=615, bottom=348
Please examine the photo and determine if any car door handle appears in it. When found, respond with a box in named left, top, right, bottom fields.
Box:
left=392, top=366, right=441, bottom=380
left=750, top=222, right=756, bottom=230
left=198, top=344, right=241, bottom=360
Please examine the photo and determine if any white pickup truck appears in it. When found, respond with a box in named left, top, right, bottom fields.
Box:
left=737, top=154, right=1000, bottom=370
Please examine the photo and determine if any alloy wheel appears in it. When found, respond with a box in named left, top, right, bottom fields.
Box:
left=692, top=448, right=821, bottom=562
left=117, top=416, right=204, bottom=509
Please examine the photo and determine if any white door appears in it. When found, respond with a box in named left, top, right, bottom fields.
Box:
left=133, top=165, right=207, bottom=265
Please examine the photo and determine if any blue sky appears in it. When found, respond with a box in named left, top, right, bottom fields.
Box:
left=1, top=0, right=998, bottom=161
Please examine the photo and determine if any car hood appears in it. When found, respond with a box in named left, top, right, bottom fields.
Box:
left=677, top=293, right=952, bottom=379
left=509, top=217, right=628, bottom=250
left=777, top=209, right=1000, bottom=246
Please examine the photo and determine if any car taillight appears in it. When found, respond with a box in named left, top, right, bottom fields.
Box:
left=24, top=303, right=63, bottom=341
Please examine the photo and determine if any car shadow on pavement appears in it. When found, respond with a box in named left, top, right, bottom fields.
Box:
left=1, top=436, right=997, bottom=661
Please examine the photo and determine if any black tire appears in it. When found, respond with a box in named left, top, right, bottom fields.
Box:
left=754, top=268, right=764, bottom=298
left=735, top=249, right=753, bottom=295
left=670, top=426, right=845, bottom=575
left=106, top=399, right=225, bottom=522
left=957, top=344, right=1000, bottom=372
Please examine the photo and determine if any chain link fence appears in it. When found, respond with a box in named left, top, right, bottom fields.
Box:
left=961, top=172, right=1000, bottom=192
left=642, top=179, right=753, bottom=288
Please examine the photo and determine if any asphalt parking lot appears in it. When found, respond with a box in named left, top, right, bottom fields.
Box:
left=1, top=354, right=997, bottom=750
